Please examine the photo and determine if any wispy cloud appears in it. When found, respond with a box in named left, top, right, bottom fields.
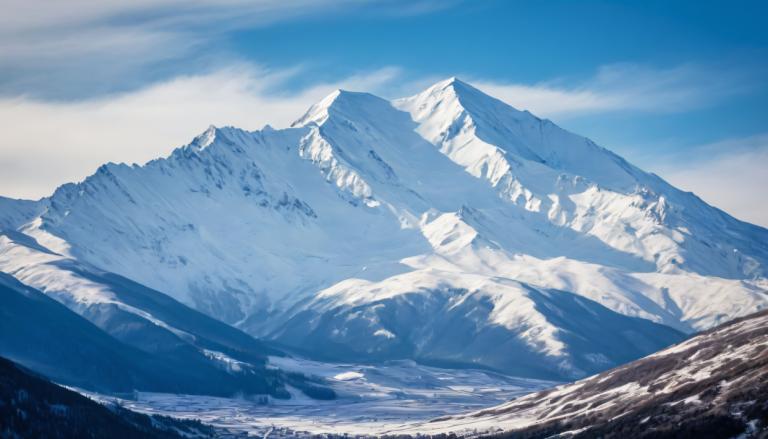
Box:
left=470, top=63, right=761, bottom=118
left=0, top=0, right=449, bottom=98
left=652, top=134, right=768, bottom=227
left=0, top=65, right=404, bottom=200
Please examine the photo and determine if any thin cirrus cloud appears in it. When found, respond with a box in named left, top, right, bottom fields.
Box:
left=470, top=63, right=758, bottom=118
left=0, top=0, right=329, bottom=97
left=0, top=0, right=456, bottom=98
left=652, top=134, right=768, bottom=228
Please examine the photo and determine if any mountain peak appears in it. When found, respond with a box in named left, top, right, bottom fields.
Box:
left=393, top=77, right=521, bottom=150
left=395, top=77, right=654, bottom=195
left=395, top=77, right=527, bottom=131
left=294, top=78, right=494, bottom=130
left=415, top=77, right=500, bottom=107
left=290, top=89, right=342, bottom=127
left=433, top=76, right=472, bottom=90
left=292, top=89, right=391, bottom=128
left=186, top=125, right=218, bottom=152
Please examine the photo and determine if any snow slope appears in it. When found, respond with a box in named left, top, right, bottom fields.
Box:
left=0, top=230, right=313, bottom=398
left=274, top=267, right=683, bottom=379
left=395, top=78, right=768, bottom=281
left=1, top=78, right=766, bottom=380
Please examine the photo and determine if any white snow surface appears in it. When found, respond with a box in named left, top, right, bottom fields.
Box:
left=82, top=357, right=554, bottom=437
left=1, top=77, right=767, bottom=376
left=0, top=231, right=194, bottom=341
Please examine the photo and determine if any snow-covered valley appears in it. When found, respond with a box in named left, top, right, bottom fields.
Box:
left=84, top=357, right=553, bottom=437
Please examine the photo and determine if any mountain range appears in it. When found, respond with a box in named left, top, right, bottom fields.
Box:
left=1, top=77, right=767, bottom=385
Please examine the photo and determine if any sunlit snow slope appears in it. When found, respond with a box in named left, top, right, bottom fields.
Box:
left=0, top=232, right=297, bottom=397
left=1, top=78, right=766, bottom=380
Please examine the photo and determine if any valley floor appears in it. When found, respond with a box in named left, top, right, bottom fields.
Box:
left=82, top=357, right=554, bottom=437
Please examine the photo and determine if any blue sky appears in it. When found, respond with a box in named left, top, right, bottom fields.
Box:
left=1, top=0, right=767, bottom=225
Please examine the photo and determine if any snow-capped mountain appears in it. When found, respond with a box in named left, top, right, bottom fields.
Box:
left=1, top=78, right=766, bottom=380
